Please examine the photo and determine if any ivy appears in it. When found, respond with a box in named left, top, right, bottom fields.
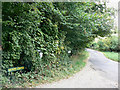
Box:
left=1, top=2, right=114, bottom=88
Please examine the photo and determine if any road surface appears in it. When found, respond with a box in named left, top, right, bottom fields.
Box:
left=36, top=49, right=118, bottom=88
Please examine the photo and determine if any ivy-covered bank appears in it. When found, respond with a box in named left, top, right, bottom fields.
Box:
left=1, top=2, right=114, bottom=88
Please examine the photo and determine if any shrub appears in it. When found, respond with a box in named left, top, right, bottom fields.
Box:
left=2, top=2, right=68, bottom=87
left=91, top=36, right=119, bottom=52
left=1, top=2, right=114, bottom=88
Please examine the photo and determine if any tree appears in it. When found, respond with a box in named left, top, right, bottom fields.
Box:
left=1, top=2, right=114, bottom=87
left=53, top=2, right=114, bottom=54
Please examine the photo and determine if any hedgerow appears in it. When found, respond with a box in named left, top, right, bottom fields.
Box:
left=1, top=2, right=114, bottom=88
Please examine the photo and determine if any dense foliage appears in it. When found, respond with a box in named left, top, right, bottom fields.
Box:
left=54, top=2, right=114, bottom=54
left=1, top=2, right=114, bottom=88
left=90, top=36, right=119, bottom=52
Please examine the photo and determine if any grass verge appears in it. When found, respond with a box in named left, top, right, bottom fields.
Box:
left=29, top=51, right=89, bottom=88
left=3, top=51, right=89, bottom=88
left=102, top=51, right=119, bottom=62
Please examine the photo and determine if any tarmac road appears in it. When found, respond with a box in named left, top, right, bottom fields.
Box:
left=36, top=49, right=118, bottom=88
left=86, top=49, right=118, bottom=82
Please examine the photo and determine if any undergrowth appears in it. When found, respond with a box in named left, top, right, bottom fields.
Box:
left=1, top=51, right=89, bottom=88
